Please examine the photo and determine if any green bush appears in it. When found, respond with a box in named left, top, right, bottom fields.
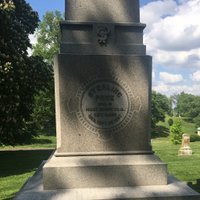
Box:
left=194, top=115, right=200, bottom=127
left=190, top=134, right=200, bottom=142
left=170, top=119, right=183, bottom=144
left=168, top=118, right=174, bottom=126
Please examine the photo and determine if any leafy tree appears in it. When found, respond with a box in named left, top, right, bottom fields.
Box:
left=174, top=92, right=200, bottom=128
left=27, top=87, right=55, bottom=136
left=0, top=0, right=51, bottom=144
left=33, top=11, right=63, bottom=65
left=174, top=92, right=200, bottom=118
left=28, top=11, right=63, bottom=136
left=170, top=119, right=183, bottom=144
left=151, top=91, right=172, bottom=128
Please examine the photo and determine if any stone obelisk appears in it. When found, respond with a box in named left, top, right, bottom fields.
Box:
left=43, top=0, right=168, bottom=189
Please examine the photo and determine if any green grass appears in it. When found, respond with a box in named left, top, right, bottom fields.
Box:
left=0, top=149, right=53, bottom=200
left=0, top=135, right=56, bottom=150
left=1, top=122, right=200, bottom=199
left=152, top=138, right=200, bottom=192
left=0, top=135, right=55, bottom=200
left=181, top=117, right=197, bottom=134
left=0, top=172, right=34, bottom=200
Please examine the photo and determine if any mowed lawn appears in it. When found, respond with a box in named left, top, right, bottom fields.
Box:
left=0, top=149, right=54, bottom=200
left=0, top=136, right=200, bottom=199
left=0, top=135, right=55, bottom=200
left=152, top=138, right=200, bottom=192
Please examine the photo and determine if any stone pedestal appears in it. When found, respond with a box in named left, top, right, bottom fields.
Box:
left=43, top=154, right=167, bottom=190
left=14, top=162, right=200, bottom=200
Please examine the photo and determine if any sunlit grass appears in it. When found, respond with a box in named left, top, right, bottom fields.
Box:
left=0, top=149, right=53, bottom=200
left=152, top=138, right=200, bottom=192
left=0, top=135, right=56, bottom=150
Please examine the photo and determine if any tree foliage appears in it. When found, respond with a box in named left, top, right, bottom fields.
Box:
left=27, top=87, right=55, bottom=136
left=151, top=91, right=172, bottom=127
left=28, top=11, right=63, bottom=136
left=170, top=119, right=183, bottom=144
left=174, top=92, right=200, bottom=127
left=33, top=11, right=63, bottom=65
left=0, top=0, right=52, bottom=144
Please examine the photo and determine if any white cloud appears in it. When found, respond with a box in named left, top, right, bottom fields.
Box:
left=153, top=82, right=200, bottom=96
left=159, top=72, right=183, bottom=83
left=190, top=70, right=200, bottom=82
left=141, top=0, right=200, bottom=96
left=140, top=0, right=177, bottom=32
left=141, top=0, right=200, bottom=69
left=29, top=33, right=37, bottom=45
left=152, top=70, right=155, bottom=80
left=27, top=33, right=37, bottom=56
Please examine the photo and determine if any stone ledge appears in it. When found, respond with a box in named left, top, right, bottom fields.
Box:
left=14, top=161, right=200, bottom=200
left=43, top=154, right=168, bottom=190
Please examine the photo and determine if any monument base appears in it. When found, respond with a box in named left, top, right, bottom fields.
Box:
left=43, top=153, right=167, bottom=190
left=178, top=148, right=193, bottom=156
left=14, top=162, right=200, bottom=200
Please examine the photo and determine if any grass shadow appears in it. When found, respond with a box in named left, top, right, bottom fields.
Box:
left=151, top=125, right=169, bottom=138
left=188, top=179, right=200, bottom=193
left=0, top=150, right=53, bottom=177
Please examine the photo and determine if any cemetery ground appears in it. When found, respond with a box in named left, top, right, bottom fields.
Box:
left=0, top=118, right=200, bottom=200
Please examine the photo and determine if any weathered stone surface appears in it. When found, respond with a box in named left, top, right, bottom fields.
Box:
left=43, top=154, right=167, bottom=190
left=65, top=0, right=140, bottom=23
left=54, top=54, right=152, bottom=154
left=60, top=22, right=146, bottom=55
left=14, top=163, right=200, bottom=200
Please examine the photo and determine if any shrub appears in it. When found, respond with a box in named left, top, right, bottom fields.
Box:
left=168, top=118, right=174, bottom=127
left=190, top=134, right=200, bottom=142
left=170, top=119, right=183, bottom=144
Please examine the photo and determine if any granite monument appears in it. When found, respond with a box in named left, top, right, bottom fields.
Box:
left=43, top=0, right=167, bottom=189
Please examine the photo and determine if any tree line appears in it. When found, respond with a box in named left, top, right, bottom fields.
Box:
left=0, top=1, right=200, bottom=145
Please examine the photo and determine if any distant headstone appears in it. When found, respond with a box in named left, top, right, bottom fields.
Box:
left=178, top=134, right=192, bottom=156
left=197, top=127, right=200, bottom=136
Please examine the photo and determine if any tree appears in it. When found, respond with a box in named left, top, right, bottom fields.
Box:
left=33, top=11, right=63, bottom=65
left=170, top=119, right=183, bottom=144
left=174, top=92, right=200, bottom=128
left=174, top=92, right=200, bottom=118
left=151, top=91, right=172, bottom=128
left=0, top=0, right=51, bottom=144
left=28, top=11, right=64, bottom=136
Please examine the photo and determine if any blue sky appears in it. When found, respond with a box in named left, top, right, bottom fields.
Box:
left=26, top=0, right=152, bottom=18
left=27, top=0, right=200, bottom=96
left=26, top=0, right=65, bottom=18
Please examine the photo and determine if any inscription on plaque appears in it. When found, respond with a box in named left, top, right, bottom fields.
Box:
left=77, top=79, right=135, bottom=134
